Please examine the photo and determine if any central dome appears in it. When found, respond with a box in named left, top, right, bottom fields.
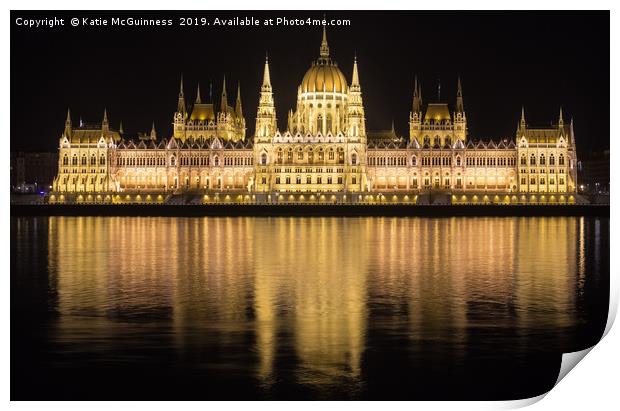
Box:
left=299, top=25, right=348, bottom=94
left=301, top=62, right=348, bottom=93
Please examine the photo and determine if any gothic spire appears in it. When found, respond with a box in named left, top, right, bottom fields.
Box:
left=351, top=54, right=360, bottom=87
left=559, top=106, right=564, bottom=126
left=520, top=106, right=526, bottom=128
left=262, top=54, right=272, bottom=89
left=221, top=76, right=228, bottom=113
left=177, top=74, right=186, bottom=113
left=150, top=122, right=157, bottom=139
left=235, top=82, right=243, bottom=117
left=319, top=23, right=330, bottom=59
left=195, top=83, right=202, bottom=104
left=102, top=108, right=109, bottom=131
left=64, top=107, right=72, bottom=136
left=413, top=75, right=421, bottom=113
left=456, top=76, right=464, bottom=113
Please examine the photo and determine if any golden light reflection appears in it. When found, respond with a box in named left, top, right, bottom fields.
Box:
left=47, top=216, right=582, bottom=388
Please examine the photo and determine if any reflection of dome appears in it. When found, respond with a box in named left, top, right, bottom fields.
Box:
left=299, top=25, right=348, bottom=94
left=301, top=62, right=348, bottom=93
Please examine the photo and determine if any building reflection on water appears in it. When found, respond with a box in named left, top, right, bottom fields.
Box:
left=43, top=216, right=597, bottom=392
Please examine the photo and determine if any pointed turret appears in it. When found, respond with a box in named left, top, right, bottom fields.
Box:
left=150, top=122, right=157, bottom=139
left=262, top=53, right=272, bottom=89
left=255, top=54, right=277, bottom=140
left=195, top=83, right=202, bottom=104
left=558, top=106, right=564, bottom=127
left=456, top=76, right=464, bottom=113
left=119, top=121, right=124, bottom=134
left=102, top=108, right=109, bottom=132
left=351, top=54, right=360, bottom=87
left=520, top=106, right=526, bottom=129
left=177, top=74, right=186, bottom=114
left=221, top=76, right=228, bottom=113
left=235, top=83, right=243, bottom=117
left=64, top=108, right=72, bottom=136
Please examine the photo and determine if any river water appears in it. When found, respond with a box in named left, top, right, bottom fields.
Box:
left=11, top=216, right=609, bottom=400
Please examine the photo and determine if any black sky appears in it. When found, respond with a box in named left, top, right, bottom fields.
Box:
left=10, top=10, right=609, bottom=156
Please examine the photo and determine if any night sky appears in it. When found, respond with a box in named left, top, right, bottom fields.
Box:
left=11, top=11, right=609, bottom=156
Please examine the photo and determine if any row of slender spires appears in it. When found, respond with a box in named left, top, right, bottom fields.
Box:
left=412, top=75, right=464, bottom=114
left=177, top=75, right=243, bottom=118
left=64, top=107, right=157, bottom=138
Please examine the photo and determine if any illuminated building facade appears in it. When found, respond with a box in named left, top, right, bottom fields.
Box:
left=51, top=27, right=579, bottom=204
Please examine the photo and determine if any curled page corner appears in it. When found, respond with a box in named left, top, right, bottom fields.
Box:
left=555, top=347, right=594, bottom=386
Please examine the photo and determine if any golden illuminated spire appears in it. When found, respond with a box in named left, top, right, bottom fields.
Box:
left=262, top=54, right=272, bottom=89
left=413, top=75, right=422, bottom=113
left=320, top=23, right=330, bottom=59
left=64, top=107, right=72, bottom=136
left=235, top=82, right=243, bottom=117
left=351, top=54, right=359, bottom=87
left=520, top=106, right=526, bottom=129
left=102, top=108, right=109, bottom=132
left=178, top=74, right=186, bottom=113
left=559, top=106, right=564, bottom=126
left=456, top=75, right=464, bottom=113
left=150, top=121, right=157, bottom=139
left=221, top=76, right=228, bottom=113
left=195, top=83, right=202, bottom=104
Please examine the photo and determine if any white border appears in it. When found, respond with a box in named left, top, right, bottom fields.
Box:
left=3, top=1, right=617, bottom=410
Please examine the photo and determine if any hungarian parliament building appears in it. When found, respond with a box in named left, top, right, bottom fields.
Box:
left=51, top=28, right=579, bottom=205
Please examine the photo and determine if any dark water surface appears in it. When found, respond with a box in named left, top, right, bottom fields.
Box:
left=11, top=216, right=609, bottom=400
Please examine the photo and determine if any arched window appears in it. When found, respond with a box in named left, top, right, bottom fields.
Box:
left=456, top=156, right=461, bottom=166
left=170, top=156, right=176, bottom=166
left=214, top=156, right=219, bottom=166
left=90, top=155, right=96, bottom=166
left=99, top=155, right=106, bottom=165
left=520, top=155, right=526, bottom=166
left=540, top=154, right=545, bottom=165
left=81, top=155, right=87, bottom=166
left=530, top=154, right=536, bottom=166
left=261, top=153, right=267, bottom=165
left=63, top=155, right=69, bottom=166
left=424, top=136, right=430, bottom=145
left=549, top=155, right=555, bottom=166
left=411, top=155, right=417, bottom=166
left=326, top=115, right=332, bottom=133
left=434, top=136, right=441, bottom=146
left=559, top=154, right=565, bottom=166
left=328, top=150, right=335, bottom=161
left=297, top=150, right=304, bottom=160
left=316, top=115, right=323, bottom=133
left=351, top=153, right=357, bottom=165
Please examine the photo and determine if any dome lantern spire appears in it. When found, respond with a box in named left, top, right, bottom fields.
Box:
left=319, top=23, right=330, bottom=60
